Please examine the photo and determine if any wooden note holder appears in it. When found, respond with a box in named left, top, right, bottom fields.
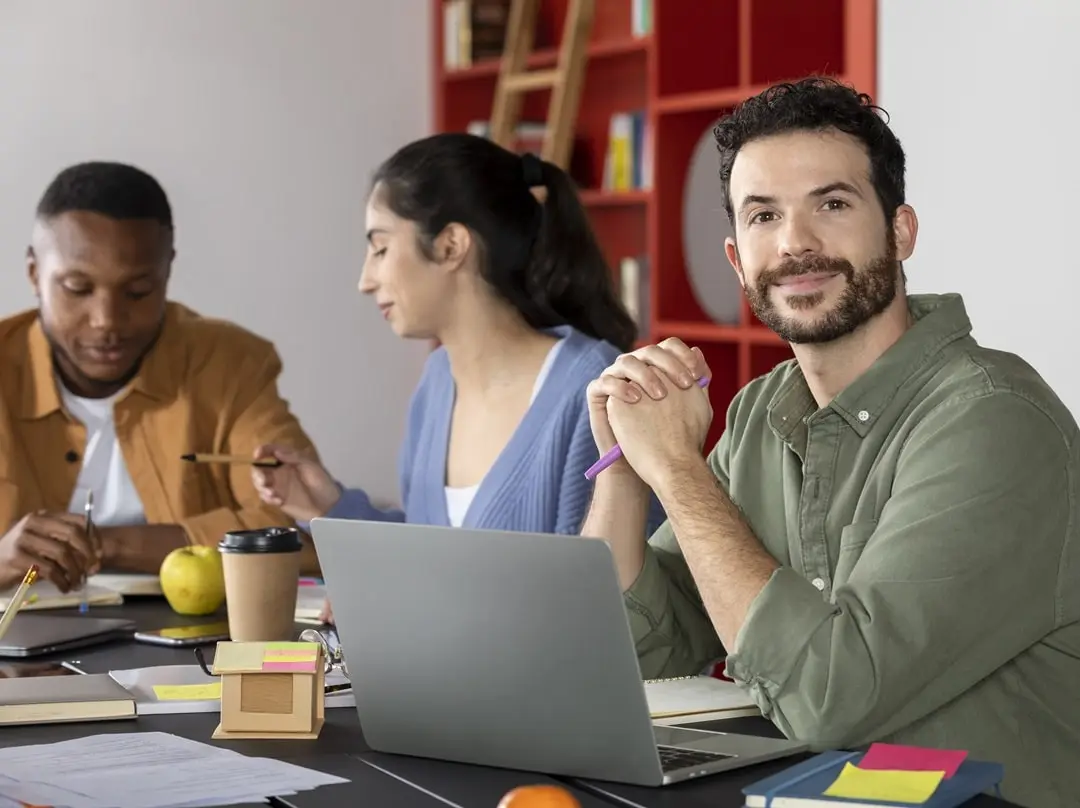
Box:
left=209, top=640, right=325, bottom=740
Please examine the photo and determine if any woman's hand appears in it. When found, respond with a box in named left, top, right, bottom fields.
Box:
left=251, top=445, right=342, bottom=523
left=318, top=597, right=334, bottom=625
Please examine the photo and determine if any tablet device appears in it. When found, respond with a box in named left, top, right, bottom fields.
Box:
left=0, top=614, right=136, bottom=658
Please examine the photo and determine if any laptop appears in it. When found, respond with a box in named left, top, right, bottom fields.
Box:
left=0, top=614, right=136, bottom=658
left=310, top=518, right=807, bottom=787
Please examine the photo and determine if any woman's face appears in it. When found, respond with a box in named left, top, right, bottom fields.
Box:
left=359, top=190, right=453, bottom=340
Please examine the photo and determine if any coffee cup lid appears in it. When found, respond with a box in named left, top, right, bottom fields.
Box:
left=218, top=527, right=303, bottom=554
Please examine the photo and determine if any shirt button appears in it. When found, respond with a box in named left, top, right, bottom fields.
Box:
left=812, top=577, right=825, bottom=590
left=857, top=410, right=870, bottom=422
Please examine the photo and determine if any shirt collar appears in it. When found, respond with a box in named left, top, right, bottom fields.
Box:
left=19, top=305, right=178, bottom=420
left=767, top=293, right=974, bottom=440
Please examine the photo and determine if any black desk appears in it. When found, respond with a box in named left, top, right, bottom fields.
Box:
left=3, top=600, right=1018, bottom=808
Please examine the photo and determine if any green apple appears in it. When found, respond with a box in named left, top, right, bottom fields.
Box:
left=159, top=545, right=226, bottom=616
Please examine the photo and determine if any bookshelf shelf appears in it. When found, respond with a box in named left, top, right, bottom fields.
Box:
left=443, top=35, right=652, bottom=82
left=655, top=84, right=769, bottom=115
left=578, top=188, right=652, bottom=207
left=433, top=0, right=877, bottom=453
left=655, top=320, right=787, bottom=347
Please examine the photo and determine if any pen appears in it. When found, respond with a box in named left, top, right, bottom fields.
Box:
left=584, top=376, right=710, bottom=480
left=0, top=565, right=40, bottom=641
left=80, top=490, right=93, bottom=613
left=181, top=453, right=283, bottom=468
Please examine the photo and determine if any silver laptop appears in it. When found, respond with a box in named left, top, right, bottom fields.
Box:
left=310, top=519, right=807, bottom=786
left=0, top=614, right=136, bottom=658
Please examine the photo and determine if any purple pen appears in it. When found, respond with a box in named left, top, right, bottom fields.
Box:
left=584, top=376, right=710, bottom=480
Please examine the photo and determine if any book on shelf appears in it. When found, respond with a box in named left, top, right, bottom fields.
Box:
left=467, top=119, right=546, bottom=155
left=619, top=255, right=650, bottom=328
left=443, top=0, right=511, bottom=70
left=602, top=110, right=651, bottom=191
left=631, top=0, right=653, bottom=36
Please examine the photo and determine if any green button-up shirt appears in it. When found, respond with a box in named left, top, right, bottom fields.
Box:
left=625, top=294, right=1080, bottom=808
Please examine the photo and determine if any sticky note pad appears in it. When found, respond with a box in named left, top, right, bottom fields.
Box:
left=860, top=742, right=968, bottom=779
left=257, top=641, right=319, bottom=671
left=823, top=762, right=944, bottom=804
left=262, top=660, right=318, bottom=672
left=153, top=683, right=222, bottom=701
left=264, top=641, right=317, bottom=651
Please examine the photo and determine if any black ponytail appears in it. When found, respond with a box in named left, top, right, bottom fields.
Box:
left=371, top=133, right=637, bottom=352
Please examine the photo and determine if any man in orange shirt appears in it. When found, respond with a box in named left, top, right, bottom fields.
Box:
left=0, top=161, right=319, bottom=591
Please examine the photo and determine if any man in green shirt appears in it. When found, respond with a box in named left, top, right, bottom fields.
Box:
left=581, top=77, right=1079, bottom=808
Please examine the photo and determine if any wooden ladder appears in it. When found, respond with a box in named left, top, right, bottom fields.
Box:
left=488, top=0, right=596, bottom=170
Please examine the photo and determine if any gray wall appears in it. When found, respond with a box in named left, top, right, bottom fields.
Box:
left=0, top=0, right=433, bottom=504
left=880, top=0, right=1080, bottom=414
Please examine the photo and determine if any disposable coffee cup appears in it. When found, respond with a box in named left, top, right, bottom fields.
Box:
left=218, top=527, right=303, bottom=641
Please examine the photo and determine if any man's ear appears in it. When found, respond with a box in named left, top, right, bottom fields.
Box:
left=432, top=223, right=472, bottom=272
left=891, top=204, right=918, bottom=261
left=26, top=246, right=40, bottom=297
left=724, top=237, right=746, bottom=289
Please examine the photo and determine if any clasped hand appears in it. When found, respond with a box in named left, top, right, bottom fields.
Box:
left=586, top=337, right=713, bottom=490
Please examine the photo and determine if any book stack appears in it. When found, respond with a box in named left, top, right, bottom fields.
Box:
left=743, top=743, right=1004, bottom=807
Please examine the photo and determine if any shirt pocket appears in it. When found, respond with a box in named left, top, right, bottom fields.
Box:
left=834, top=519, right=878, bottom=585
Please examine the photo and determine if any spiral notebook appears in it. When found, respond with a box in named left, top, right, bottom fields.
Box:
left=644, top=674, right=757, bottom=719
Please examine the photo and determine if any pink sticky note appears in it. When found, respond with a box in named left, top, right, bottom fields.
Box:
left=859, top=743, right=968, bottom=779
left=262, top=660, right=317, bottom=672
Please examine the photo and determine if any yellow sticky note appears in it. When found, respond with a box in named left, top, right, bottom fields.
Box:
left=824, top=762, right=945, bottom=804
left=152, top=682, right=222, bottom=701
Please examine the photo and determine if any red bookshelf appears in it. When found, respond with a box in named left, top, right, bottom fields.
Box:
left=432, top=0, right=877, bottom=451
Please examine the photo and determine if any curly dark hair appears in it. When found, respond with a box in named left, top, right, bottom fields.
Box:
left=714, top=76, right=906, bottom=226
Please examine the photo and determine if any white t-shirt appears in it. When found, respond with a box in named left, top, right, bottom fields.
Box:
left=61, top=385, right=147, bottom=526
left=445, top=338, right=565, bottom=527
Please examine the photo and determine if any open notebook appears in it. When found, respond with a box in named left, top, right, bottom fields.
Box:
left=644, top=675, right=758, bottom=719
left=0, top=581, right=123, bottom=612
left=88, top=573, right=163, bottom=597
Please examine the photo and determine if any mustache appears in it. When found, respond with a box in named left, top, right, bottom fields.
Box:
left=757, top=254, right=856, bottom=288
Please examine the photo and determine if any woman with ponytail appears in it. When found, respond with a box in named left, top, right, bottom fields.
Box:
left=253, top=134, right=664, bottom=615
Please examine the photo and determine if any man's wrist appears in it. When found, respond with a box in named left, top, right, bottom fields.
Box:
left=652, top=452, right=716, bottom=506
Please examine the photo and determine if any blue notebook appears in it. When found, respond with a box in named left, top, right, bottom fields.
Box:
left=743, top=749, right=1004, bottom=808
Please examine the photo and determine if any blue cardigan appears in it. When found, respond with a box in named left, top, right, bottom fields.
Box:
left=324, top=325, right=665, bottom=536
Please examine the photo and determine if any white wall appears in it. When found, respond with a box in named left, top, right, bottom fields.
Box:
left=0, top=0, right=432, bottom=504
left=880, top=0, right=1080, bottom=415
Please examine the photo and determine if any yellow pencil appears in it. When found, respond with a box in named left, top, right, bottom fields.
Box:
left=0, top=565, right=40, bottom=641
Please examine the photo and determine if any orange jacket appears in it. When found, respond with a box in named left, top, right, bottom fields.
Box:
left=0, top=301, right=316, bottom=548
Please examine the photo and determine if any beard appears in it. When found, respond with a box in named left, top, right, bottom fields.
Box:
left=744, top=235, right=900, bottom=345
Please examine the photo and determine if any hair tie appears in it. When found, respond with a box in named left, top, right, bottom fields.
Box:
left=521, top=152, right=545, bottom=188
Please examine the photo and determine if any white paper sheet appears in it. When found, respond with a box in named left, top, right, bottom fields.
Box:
left=0, top=732, right=346, bottom=808
left=108, top=664, right=355, bottom=714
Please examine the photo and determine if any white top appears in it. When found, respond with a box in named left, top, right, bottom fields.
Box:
left=445, top=337, right=565, bottom=527
left=61, top=385, right=147, bottom=526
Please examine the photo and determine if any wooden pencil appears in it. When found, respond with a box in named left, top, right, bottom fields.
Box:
left=181, top=453, right=283, bottom=468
